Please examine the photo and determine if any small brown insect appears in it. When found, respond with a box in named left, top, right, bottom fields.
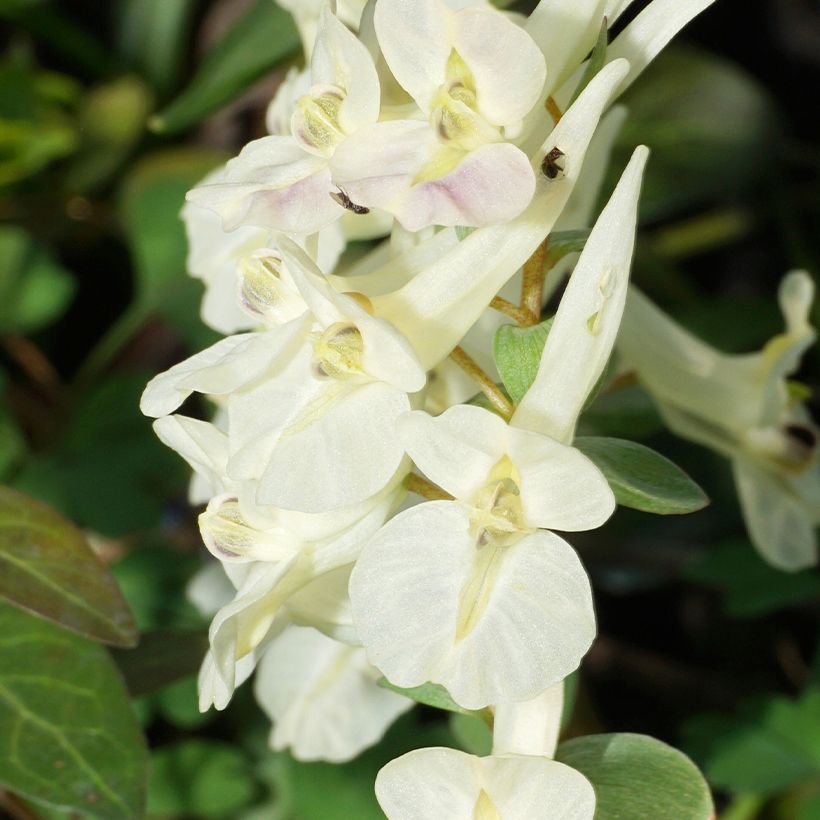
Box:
left=330, top=189, right=370, bottom=215
left=541, top=147, right=565, bottom=180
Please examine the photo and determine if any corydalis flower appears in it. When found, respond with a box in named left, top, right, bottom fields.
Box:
left=254, top=624, right=411, bottom=762
left=332, top=0, right=546, bottom=229
left=376, top=748, right=595, bottom=820
left=618, top=273, right=820, bottom=570
left=187, top=7, right=379, bottom=234
left=349, top=147, right=648, bottom=709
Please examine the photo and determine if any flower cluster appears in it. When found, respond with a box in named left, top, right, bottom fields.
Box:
left=144, top=0, right=721, bottom=815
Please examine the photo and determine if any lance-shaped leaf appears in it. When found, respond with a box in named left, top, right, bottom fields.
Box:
left=372, top=58, right=631, bottom=371
left=574, top=436, right=709, bottom=514
left=556, top=733, right=714, bottom=820
left=0, top=486, right=137, bottom=646
left=493, top=318, right=554, bottom=404
left=0, top=601, right=148, bottom=819
left=513, top=145, right=649, bottom=444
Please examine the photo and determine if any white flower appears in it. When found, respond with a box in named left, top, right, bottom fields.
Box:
left=142, top=239, right=426, bottom=513
left=375, top=748, right=595, bottom=820
left=349, top=404, right=610, bottom=709
left=331, top=0, right=546, bottom=230
left=198, top=486, right=398, bottom=711
left=186, top=7, right=380, bottom=234
left=349, top=146, right=648, bottom=709
left=181, top=165, right=345, bottom=334
left=254, top=624, right=412, bottom=762
left=618, top=272, right=820, bottom=570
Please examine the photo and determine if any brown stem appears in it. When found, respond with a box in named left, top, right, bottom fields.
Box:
left=489, top=296, right=532, bottom=326
left=2, top=335, right=61, bottom=398
left=519, top=239, right=549, bottom=325
left=450, top=346, right=513, bottom=419
left=406, top=473, right=454, bottom=501
left=545, top=96, right=563, bottom=124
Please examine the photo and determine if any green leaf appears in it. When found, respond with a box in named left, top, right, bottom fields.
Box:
left=556, top=733, right=714, bottom=819
left=14, top=374, right=189, bottom=536
left=377, top=678, right=491, bottom=723
left=450, top=713, right=492, bottom=756
left=686, top=539, right=820, bottom=618
left=112, top=629, right=208, bottom=697
left=148, top=741, right=257, bottom=818
left=569, top=16, right=608, bottom=105
left=150, top=0, right=300, bottom=134
left=0, top=601, right=148, bottom=819
left=546, top=229, right=590, bottom=266
left=683, top=689, right=820, bottom=795
left=574, top=436, right=709, bottom=515
left=577, top=383, right=664, bottom=439
left=0, top=226, right=74, bottom=332
left=0, top=485, right=138, bottom=646
left=493, top=317, right=554, bottom=404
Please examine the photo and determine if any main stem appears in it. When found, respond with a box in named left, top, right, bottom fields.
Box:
left=449, top=346, right=513, bottom=419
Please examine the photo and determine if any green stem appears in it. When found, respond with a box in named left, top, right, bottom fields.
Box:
left=720, top=794, right=764, bottom=820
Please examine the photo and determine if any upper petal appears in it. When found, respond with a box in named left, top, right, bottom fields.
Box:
left=140, top=324, right=307, bottom=418
left=398, top=405, right=508, bottom=501
left=508, top=428, right=616, bottom=531
left=311, top=6, right=381, bottom=132
left=452, top=5, right=546, bottom=126
left=374, top=0, right=451, bottom=111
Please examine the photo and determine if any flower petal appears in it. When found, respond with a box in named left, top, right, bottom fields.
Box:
left=376, top=748, right=482, bottom=819
left=508, top=428, right=615, bottom=531
left=186, top=136, right=343, bottom=233
left=257, top=380, right=411, bottom=512
left=311, top=6, right=381, bottom=133
left=374, top=0, right=451, bottom=111
left=372, top=59, right=631, bottom=370
left=527, top=0, right=606, bottom=97
left=152, top=415, right=230, bottom=495
left=254, top=625, right=411, bottom=762
left=733, top=457, right=818, bottom=571
left=394, top=142, right=536, bottom=232
left=398, top=406, right=508, bottom=501
left=513, top=145, right=648, bottom=444
left=350, top=502, right=596, bottom=709
left=452, top=6, right=546, bottom=126
left=140, top=323, right=307, bottom=418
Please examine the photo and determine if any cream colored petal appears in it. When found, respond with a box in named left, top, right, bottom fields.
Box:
left=733, top=457, right=818, bottom=571
left=140, top=322, right=307, bottom=418
left=254, top=626, right=411, bottom=762
left=350, top=503, right=596, bottom=710
left=509, top=428, right=616, bottom=531
left=311, top=7, right=380, bottom=133
left=398, top=406, right=509, bottom=501
left=374, top=0, right=451, bottom=111
left=373, top=59, right=631, bottom=370
left=527, top=0, right=607, bottom=97
left=452, top=5, right=546, bottom=126
left=513, top=145, right=648, bottom=444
